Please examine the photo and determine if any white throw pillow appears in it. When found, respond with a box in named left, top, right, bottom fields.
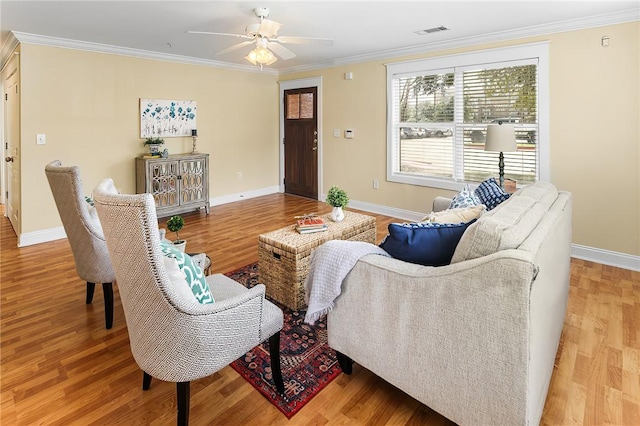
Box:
left=425, top=204, right=485, bottom=224
left=163, top=256, right=201, bottom=303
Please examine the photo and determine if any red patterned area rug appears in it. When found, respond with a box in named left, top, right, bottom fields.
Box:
left=226, top=262, right=342, bottom=419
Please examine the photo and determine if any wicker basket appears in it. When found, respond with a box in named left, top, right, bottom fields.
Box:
left=258, top=211, right=376, bottom=310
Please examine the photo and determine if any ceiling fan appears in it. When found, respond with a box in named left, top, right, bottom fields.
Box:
left=188, top=7, right=333, bottom=68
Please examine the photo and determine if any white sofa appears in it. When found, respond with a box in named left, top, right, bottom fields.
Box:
left=327, top=181, right=572, bottom=425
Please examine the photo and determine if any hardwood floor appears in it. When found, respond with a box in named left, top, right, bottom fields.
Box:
left=1, top=193, right=638, bottom=425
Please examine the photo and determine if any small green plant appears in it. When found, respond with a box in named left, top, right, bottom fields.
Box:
left=166, top=215, right=185, bottom=243
left=143, top=137, right=165, bottom=146
left=326, top=186, right=349, bottom=208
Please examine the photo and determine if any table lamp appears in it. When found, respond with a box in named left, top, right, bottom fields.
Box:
left=485, top=122, right=517, bottom=188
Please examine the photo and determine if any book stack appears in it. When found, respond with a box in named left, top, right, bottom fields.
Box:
left=295, top=215, right=328, bottom=234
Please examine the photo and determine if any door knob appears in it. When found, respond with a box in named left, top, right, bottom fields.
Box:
left=5, top=156, right=14, bottom=163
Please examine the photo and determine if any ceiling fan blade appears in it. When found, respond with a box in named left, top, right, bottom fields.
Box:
left=215, top=40, right=254, bottom=56
left=258, top=19, right=282, bottom=38
left=268, top=42, right=296, bottom=60
left=187, top=31, right=251, bottom=39
left=275, top=36, right=333, bottom=46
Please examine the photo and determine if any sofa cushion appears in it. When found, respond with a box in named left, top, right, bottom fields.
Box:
left=160, top=241, right=214, bottom=304
left=508, top=180, right=558, bottom=208
left=380, top=219, right=477, bottom=266
left=448, top=184, right=482, bottom=209
left=425, top=204, right=485, bottom=224
left=474, top=177, right=510, bottom=210
left=451, top=181, right=559, bottom=263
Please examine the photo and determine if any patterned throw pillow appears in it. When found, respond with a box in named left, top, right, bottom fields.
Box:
left=160, top=241, right=214, bottom=304
left=379, top=219, right=477, bottom=266
left=474, top=177, right=510, bottom=210
left=448, top=184, right=482, bottom=209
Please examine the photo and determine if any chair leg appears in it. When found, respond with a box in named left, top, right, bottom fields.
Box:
left=86, top=282, right=95, bottom=304
left=142, top=371, right=152, bottom=390
left=269, top=332, right=285, bottom=394
left=102, top=283, right=114, bottom=329
left=336, top=351, right=353, bottom=375
left=177, top=381, right=190, bottom=426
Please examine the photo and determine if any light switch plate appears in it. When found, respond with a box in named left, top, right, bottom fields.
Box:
left=36, top=134, right=46, bottom=145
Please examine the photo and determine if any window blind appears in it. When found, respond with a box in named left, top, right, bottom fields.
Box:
left=389, top=55, right=540, bottom=187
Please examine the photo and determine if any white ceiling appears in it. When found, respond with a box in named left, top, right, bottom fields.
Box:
left=1, top=1, right=638, bottom=73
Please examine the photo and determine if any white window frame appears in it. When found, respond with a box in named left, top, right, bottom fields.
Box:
left=386, top=42, right=549, bottom=191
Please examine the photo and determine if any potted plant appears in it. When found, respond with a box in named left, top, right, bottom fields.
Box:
left=326, top=185, right=349, bottom=222
left=143, top=137, right=165, bottom=155
left=166, top=215, right=186, bottom=252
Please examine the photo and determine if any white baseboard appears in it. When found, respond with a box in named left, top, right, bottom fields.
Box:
left=571, top=244, right=640, bottom=272
left=347, top=199, right=424, bottom=223
left=18, top=226, right=66, bottom=247
left=348, top=198, right=640, bottom=272
left=210, top=185, right=280, bottom=207
left=16, top=187, right=281, bottom=247
left=16, top=193, right=640, bottom=272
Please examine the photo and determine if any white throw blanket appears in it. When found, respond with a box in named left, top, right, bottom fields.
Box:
left=303, top=240, right=390, bottom=325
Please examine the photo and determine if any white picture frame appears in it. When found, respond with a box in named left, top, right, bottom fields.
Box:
left=140, top=99, right=197, bottom=138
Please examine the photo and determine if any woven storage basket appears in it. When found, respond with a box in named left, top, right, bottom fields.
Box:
left=258, top=211, right=376, bottom=310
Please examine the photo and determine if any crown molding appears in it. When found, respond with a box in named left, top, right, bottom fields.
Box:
left=9, top=31, right=278, bottom=75
left=0, top=32, right=20, bottom=72
left=4, top=8, right=638, bottom=76
left=279, top=8, right=640, bottom=74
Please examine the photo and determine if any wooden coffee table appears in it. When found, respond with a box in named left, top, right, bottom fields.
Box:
left=258, top=211, right=376, bottom=310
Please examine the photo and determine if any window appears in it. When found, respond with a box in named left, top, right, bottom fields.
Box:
left=386, top=43, right=549, bottom=190
left=286, top=92, right=314, bottom=119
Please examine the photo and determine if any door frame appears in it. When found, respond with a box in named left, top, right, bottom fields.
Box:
left=278, top=77, right=323, bottom=199
left=0, top=81, right=5, bottom=206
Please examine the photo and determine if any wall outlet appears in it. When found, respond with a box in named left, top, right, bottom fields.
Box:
left=237, top=172, right=243, bottom=180
left=373, top=179, right=379, bottom=189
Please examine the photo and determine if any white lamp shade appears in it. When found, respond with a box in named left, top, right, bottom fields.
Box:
left=485, top=123, right=517, bottom=152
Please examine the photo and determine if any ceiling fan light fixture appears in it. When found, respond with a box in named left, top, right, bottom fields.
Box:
left=245, top=45, right=277, bottom=67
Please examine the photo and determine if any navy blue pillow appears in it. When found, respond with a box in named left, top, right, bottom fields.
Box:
left=474, top=177, right=510, bottom=210
left=379, top=219, right=477, bottom=266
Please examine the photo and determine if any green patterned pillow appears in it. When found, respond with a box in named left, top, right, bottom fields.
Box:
left=159, top=241, right=214, bottom=304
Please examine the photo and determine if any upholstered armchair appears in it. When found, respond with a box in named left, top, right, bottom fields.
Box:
left=93, top=178, right=284, bottom=426
left=45, top=160, right=116, bottom=329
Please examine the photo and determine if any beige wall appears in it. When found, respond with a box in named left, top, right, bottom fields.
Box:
left=19, top=44, right=280, bottom=233
left=11, top=21, right=640, bottom=258
left=282, top=21, right=640, bottom=257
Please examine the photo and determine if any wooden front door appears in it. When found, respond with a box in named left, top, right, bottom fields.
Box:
left=284, top=87, right=318, bottom=199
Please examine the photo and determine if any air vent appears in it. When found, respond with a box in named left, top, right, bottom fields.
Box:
left=414, top=26, right=450, bottom=35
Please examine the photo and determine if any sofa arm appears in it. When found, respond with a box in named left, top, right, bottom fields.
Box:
left=328, top=251, right=538, bottom=426
left=432, top=196, right=452, bottom=212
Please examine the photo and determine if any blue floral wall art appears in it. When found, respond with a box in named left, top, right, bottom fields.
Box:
left=140, top=99, right=197, bottom=138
